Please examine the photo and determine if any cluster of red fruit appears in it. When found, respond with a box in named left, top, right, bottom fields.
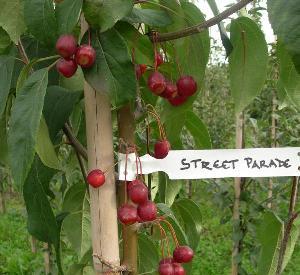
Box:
left=158, top=245, right=194, bottom=275
left=55, top=34, right=96, bottom=78
left=118, top=178, right=157, bottom=224
left=135, top=52, right=198, bottom=106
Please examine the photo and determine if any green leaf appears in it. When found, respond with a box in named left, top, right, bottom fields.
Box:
left=8, top=68, right=48, bottom=186
left=267, top=0, right=300, bottom=72
left=24, top=0, right=58, bottom=47
left=0, top=114, right=8, bottom=165
left=162, top=109, right=211, bottom=150
left=0, top=28, right=12, bottom=54
left=56, top=0, right=83, bottom=34
left=277, top=41, right=300, bottom=110
left=36, top=116, right=60, bottom=170
left=158, top=172, right=183, bottom=206
left=138, top=234, right=159, bottom=274
left=23, top=157, right=59, bottom=244
left=0, top=55, right=15, bottom=117
left=257, top=211, right=283, bottom=275
left=185, top=111, right=212, bottom=149
left=229, top=17, right=268, bottom=113
left=172, top=198, right=202, bottom=251
left=83, top=0, right=134, bottom=33
left=62, top=183, right=91, bottom=258
left=115, top=22, right=153, bottom=65
left=0, top=0, right=26, bottom=43
left=257, top=212, right=300, bottom=275
left=15, top=59, right=38, bottom=94
left=206, top=0, right=233, bottom=57
left=160, top=1, right=210, bottom=88
left=157, top=203, right=189, bottom=246
left=43, top=86, right=81, bottom=141
left=23, top=157, right=63, bottom=274
left=59, top=68, right=84, bottom=92
left=82, top=29, right=137, bottom=107
left=124, top=8, right=172, bottom=27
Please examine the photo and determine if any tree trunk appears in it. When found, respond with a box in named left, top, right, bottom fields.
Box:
left=43, top=242, right=51, bottom=274
left=268, top=91, right=277, bottom=209
left=0, top=179, right=5, bottom=214
left=30, top=236, right=37, bottom=253
left=117, top=105, right=138, bottom=274
left=232, top=112, right=244, bottom=275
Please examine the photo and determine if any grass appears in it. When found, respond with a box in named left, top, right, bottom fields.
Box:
left=1, top=192, right=300, bottom=274
left=0, top=195, right=44, bottom=274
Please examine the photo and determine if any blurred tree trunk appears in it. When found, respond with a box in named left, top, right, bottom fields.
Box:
left=268, top=91, right=277, bottom=209
left=117, top=105, right=138, bottom=274
left=232, top=112, right=244, bottom=275
left=0, top=179, right=6, bottom=214
left=43, top=243, right=51, bottom=274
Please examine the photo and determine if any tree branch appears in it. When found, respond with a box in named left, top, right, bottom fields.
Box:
left=134, top=0, right=147, bottom=4
left=149, top=0, right=254, bottom=42
left=63, top=124, right=88, bottom=161
left=276, top=177, right=299, bottom=275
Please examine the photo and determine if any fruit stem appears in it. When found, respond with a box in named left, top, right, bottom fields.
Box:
left=37, top=55, right=60, bottom=63
left=124, top=151, right=129, bottom=203
left=103, top=161, right=119, bottom=177
left=88, top=28, right=91, bottom=46
left=134, top=149, right=143, bottom=178
left=146, top=118, right=151, bottom=154
left=47, top=59, right=59, bottom=71
left=160, top=219, right=180, bottom=247
left=147, top=109, right=166, bottom=140
left=155, top=222, right=171, bottom=258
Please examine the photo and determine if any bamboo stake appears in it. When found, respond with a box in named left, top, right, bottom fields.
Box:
left=117, top=105, right=138, bottom=274
left=81, top=19, right=120, bottom=273
left=232, top=112, right=244, bottom=275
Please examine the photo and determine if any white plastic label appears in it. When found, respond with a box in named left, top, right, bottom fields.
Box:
left=118, top=148, right=300, bottom=180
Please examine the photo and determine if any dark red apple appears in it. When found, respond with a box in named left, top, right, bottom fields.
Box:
left=173, top=246, right=194, bottom=263
left=128, top=184, right=148, bottom=205
left=75, top=45, right=96, bottom=68
left=56, top=34, right=77, bottom=58
left=161, top=82, right=178, bottom=99
left=177, top=76, right=197, bottom=96
left=137, top=201, right=157, bottom=222
left=117, top=204, right=138, bottom=225
left=86, top=169, right=105, bottom=188
left=56, top=58, right=77, bottom=78
left=168, top=95, right=188, bottom=106
left=148, top=72, right=167, bottom=95
left=154, top=140, right=170, bottom=159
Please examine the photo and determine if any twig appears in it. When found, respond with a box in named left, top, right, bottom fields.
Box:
left=63, top=124, right=88, bottom=160
left=134, top=0, right=147, bottom=4
left=93, top=254, right=130, bottom=273
left=149, top=0, right=254, bottom=42
left=17, top=39, right=30, bottom=64
left=276, top=177, right=299, bottom=275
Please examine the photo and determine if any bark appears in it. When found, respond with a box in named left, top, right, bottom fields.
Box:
left=232, top=112, right=244, bottom=275
left=268, top=91, right=277, bottom=209
left=117, top=105, right=138, bottom=274
left=43, top=243, right=51, bottom=274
